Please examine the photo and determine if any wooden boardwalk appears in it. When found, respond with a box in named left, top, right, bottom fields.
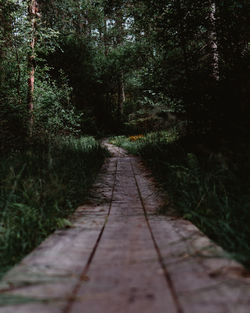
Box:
left=0, top=143, right=249, bottom=313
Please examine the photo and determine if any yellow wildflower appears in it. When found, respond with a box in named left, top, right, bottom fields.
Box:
left=129, top=135, right=144, bottom=142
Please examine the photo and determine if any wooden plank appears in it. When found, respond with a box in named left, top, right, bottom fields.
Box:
left=1, top=144, right=250, bottom=313
left=132, top=157, right=250, bottom=313
left=0, top=158, right=118, bottom=313
left=68, top=158, right=178, bottom=313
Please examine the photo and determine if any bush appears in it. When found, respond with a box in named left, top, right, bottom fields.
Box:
left=111, top=132, right=250, bottom=267
left=34, top=69, right=82, bottom=137
left=0, top=136, right=106, bottom=276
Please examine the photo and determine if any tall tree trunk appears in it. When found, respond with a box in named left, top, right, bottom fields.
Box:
left=118, top=71, right=125, bottom=117
left=14, top=40, right=22, bottom=105
left=103, top=17, right=109, bottom=56
left=27, top=0, right=38, bottom=136
left=209, top=1, right=219, bottom=80
left=115, top=10, right=125, bottom=119
left=0, top=47, right=5, bottom=90
left=0, top=5, right=12, bottom=90
left=176, top=0, right=190, bottom=81
left=76, top=0, right=84, bottom=35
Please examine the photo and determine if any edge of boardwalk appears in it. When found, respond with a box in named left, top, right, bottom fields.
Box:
left=0, top=143, right=249, bottom=313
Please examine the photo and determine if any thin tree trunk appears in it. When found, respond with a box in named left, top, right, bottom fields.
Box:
left=75, top=0, right=85, bottom=35
left=118, top=71, right=125, bottom=117
left=14, top=41, right=22, bottom=105
left=115, top=11, right=125, bottom=119
left=176, top=0, right=190, bottom=81
left=209, top=1, right=219, bottom=80
left=0, top=7, right=12, bottom=90
left=103, top=18, right=109, bottom=56
left=0, top=48, right=5, bottom=90
left=27, top=0, right=38, bottom=136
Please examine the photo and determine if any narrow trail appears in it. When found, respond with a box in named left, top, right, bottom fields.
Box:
left=0, top=143, right=249, bottom=313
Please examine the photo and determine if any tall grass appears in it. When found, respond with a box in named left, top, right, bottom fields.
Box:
left=0, top=136, right=106, bottom=277
left=111, top=132, right=250, bottom=267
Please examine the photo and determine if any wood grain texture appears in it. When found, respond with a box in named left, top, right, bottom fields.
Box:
left=0, top=143, right=249, bottom=313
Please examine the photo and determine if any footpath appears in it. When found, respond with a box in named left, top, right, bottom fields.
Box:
left=0, top=143, right=249, bottom=313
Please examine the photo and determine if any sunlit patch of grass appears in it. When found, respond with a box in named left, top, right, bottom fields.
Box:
left=0, top=136, right=106, bottom=277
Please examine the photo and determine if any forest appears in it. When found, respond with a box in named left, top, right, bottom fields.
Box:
left=0, top=0, right=249, bottom=278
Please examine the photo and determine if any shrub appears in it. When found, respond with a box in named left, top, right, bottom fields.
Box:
left=0, top=136, right=106, bottom=276
left=111, top=132, right=250, bottom=267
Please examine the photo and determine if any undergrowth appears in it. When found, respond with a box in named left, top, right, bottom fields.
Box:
left=111, top=132, right=250, bottom=267
left=0, top=136, right=106, bottom=277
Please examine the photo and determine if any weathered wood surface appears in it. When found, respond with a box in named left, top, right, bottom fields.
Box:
left=0, top=143, right=249, bottom=313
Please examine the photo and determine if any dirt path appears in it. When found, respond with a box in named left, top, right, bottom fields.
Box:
left=0, top=143, right=249, bottom=313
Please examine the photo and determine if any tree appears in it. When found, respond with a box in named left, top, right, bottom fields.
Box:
left=1, top=0, right=249, bottom=142
left=208, top=1, right=219, bottom=80
left=27, top=0, right=39, bottom=136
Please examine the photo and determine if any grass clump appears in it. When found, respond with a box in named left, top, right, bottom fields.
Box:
left=0, top=136, right=106, bottom=277
left=111, top=131, right=250, bottom=267
left=110, top=130, right=178, bottom=153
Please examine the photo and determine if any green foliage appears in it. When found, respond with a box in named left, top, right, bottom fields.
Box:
left=135, top=0, right=249, bottom=137
left=0, top=0, right=83, bottom=150
left=111, top=132, right=250, bottom=267
left=0, top=0, right=249, bottom=276
left=110, top=130, right=178, bottom=153
left=1, top=0, right=249, bottom=140
left=124, top=92, right=185, bottom=133
left=0, top=294, right=42, bottom=307
left=34, top=69, right=82, bottom=136
left=0, top=136, right=106, bottom=277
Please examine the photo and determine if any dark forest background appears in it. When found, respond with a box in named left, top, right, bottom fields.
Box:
left=0, top=0, right=250, bottom=273
left=1, top=0, right=249, bottom=144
